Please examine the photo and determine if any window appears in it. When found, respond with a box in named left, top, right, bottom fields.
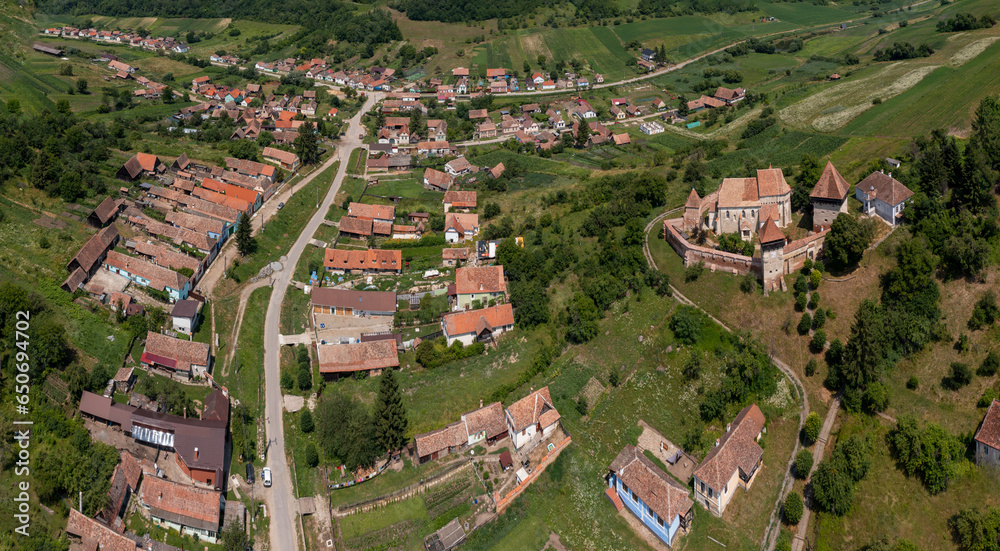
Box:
left=658, top=515, right=664, bottom=528
left=631, top=489, right=638, bottom=503
left=724, top=483, right=728, bottom=494
left=621, top=481, right=628, bottom=494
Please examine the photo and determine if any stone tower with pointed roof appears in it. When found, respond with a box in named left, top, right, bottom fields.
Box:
left=683, top=188, right=702, bottom=232
left=759, top=216, right=787, bottom=291
left=810, top=161, right=851, bottom=231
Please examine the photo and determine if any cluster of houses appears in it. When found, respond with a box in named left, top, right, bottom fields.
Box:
left=606, top=404, right=766, bottom=547
left=62, top=148, right=294, bottom=306
left=254, top=58, right=397, bottom=92
left=73, top=387, right=241, bottom=548
left=43, top=26, right=192, bottom=53
left=415, top=385, right=559, bottom=464
left=687, top=86, right=746, bottom=112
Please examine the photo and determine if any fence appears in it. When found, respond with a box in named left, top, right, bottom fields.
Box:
left=334, top=459, right=470, bottom=516
left=493, top=435, right=572, bottom=514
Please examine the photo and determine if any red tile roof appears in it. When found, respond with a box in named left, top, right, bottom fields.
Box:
left=610, top=445, right=693, bottom=525
left=810, top=161, right=851, bottom=201
left=454, top=266, right=505, bottom=295
left=506, top=386, right=559, bottom=433
left=445, top=213, right=479, bottom=236
left=69, top=225, right=119, bottom=273
left=66, top=509, right=138, bottom=551
left=339, top=216, right=373, bottom=236
left=443, top=304, right=514, bottom=337
left=685, top=188, right=701, bottom=209
left=415, top=422, right=467, bottom=458
left=693, top=404, right=765, bottom=492
left=143, top=331, right=210, bottom=373
left=141, top=476, right=222, bottom=532
left=311, top=288, right=397, bottom=312
left=442, top=248, right=469, bottom=260
left=316, top=341, right=399, bottom=374
left=975, top=399, right=1000, bottom=450
left=348, top=202, right=395, bottom=221
left=758, top=216, right=786, bottom=244
left=324, top=248, right=402, bottom=271
left=857, top=171, right=914, bottom=206
left=462, top=401, right=508, bottom=440
left=262, top=146, right=299, bottom=166
left=424, top=168, right=454, bottom=190
left=756, top=167, right=791, bottom=197
left=105, top=250, right=189, bottom=292
left=443, top=190, right=477, bottom=208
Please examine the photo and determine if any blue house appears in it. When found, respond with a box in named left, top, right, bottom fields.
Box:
left=607, top=445, right=693, bottom=547
left=104, top=250, right=191, bottom=302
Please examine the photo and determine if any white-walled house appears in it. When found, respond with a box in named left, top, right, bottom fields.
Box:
left=691, top=404, right=765, bottom=517
left=505, top=386, right=560, bottom=449
left=855, top=170, right=914, bottom=226
left=441, top=303, right=514, bottom=346
left=975, top=399, right=1000, bottom=469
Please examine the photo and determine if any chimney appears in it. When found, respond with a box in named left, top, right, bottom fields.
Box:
left=715, top=439, right=720, bottom=447
left=194, top=447, right=199, bottom=461
left=480, top=399, right=483, bottom=408
left=887, top=172, right=892, bottom=178
left=183, top=406, right=187, bottom=418
left=726, top=423, right=731, bottom=432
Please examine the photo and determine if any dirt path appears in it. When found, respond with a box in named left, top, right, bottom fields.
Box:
left=220, top=279, right=271, bottom=377
left=791, top=397, right=841, bottom=551
left=642, top=209, right=811, bottom=551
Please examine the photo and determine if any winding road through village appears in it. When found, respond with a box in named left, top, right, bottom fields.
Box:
left=262, top=93, right=379, bottom=551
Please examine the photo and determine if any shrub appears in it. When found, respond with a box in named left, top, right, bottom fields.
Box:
left=576, top=397, right=588, bottom=416
left=783, top=491, right=804, bottom=524
left=794, top=273, right=808, bottom=295
left=683, top=351, right=702, bottom=380
left=863, top=381, right=889, bottom=412
left=809, top=292, right=821, bottom=310
left=810, top=269, right=822, bottom=289
left=796, top=293, right=808, bottom=312
left=740, top=273, right=759, bottom=294
left=805, top=358, right=818, bottom=377
left=300, top=409, right=314, bottom=433
left=803, top=412, right=822, bottom=443
left=669, top=306, right=704, bottom=345
left=811, top=329, right=827, bottom=353
left=942, top=362, right=972, bottom=390
left=797, top=313, right=813, bottom=335
left=685, top=261, right=705, bottom=282
left=968, top=291, right=999, bottom=330
left=794, top=449, right=814, bottom=479
left=39, top=236, right=51, bottom=249
left=979, top=351, right=1000, bottom=376
left=281, top=371, right=294, bottom=389
left=979, top=389, right=997, bottom=408
left=957, top=333, right=970, bottom=353
left=813, top=308, right=827, bottom=329
left=906, top=376, right=919, bottom=390
left=305, top=443, right=319, bottom=467
left=608, top=369, right=620, bottom=387
left=297, top=367, right=312, bottom=390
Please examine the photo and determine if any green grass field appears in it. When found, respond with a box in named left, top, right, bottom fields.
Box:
left=515, top=26, right=634, bottom=77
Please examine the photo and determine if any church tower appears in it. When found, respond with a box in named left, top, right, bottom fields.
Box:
left=758, top=216, right=787, bottom=292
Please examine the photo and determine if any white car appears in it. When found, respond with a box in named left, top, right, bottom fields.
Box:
left=261, top=467, right=272, bottom=488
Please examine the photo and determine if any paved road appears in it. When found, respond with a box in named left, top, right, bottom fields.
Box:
left=263, top=92, right=379, bottom=551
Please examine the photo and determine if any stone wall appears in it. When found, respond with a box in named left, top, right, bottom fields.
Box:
left=663, top=219, right=760, bottom=277
left=782, top=231, right=827, bottom=275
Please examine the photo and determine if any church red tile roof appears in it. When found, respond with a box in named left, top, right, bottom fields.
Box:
left=810, top=161, right=851, bottom=201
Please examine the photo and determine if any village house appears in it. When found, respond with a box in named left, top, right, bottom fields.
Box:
left=441, top=303, right=515, bottom=346
left=165, top=210, right=230, bottom=241
left=87, top=196, right=125, bottom=228
left=810, top=161, right=851, bottom=231
left=104, top=250, right=191, bottom=301
left=140, top=476, right=224, bottom=543
left=443, top=190, right=477, bottom=212
left=316, top=340, right=399, bottom=378
left=392, top=224, right=422, bottom=240
left=451, top=265, right=505, bottom=311
left=487, top=163, right=506, bottom=179
left=262, top=146, right=300, bottom=171
left=855, top=170, right=914, bottom=226
left=63, top=225, right=120, bottom=292
left=444, top=156, right=474, bottom=176
left=348, top=202, right=395, bottom=223
left=427, top=119, right=448, bottom=141
left=415, top=401, right=508, bottom=464
left=442, top=247, right=469, bottom=267
left=687, top=95, right=726, bottom=111
left=66, top=509, right=139, bottom=550
left=170, top=299, right=201, bottom=335
left=444, top=212, right=480, bottom=243
left=417, top=141, right=454, bottom=157
left=311, top=288, right=397, bottom=318
left=117, top=152, right=166, bottom=181
left=606, top=445, right=694, bottom=547
left=323, top=248, right=402, bottom=274
left=141, top=331, right=212, bottom=379
left=424, top=168, right=454, bottom=192
left=475, top=121, right=498, bottom=140
left=225, top=157, right=276, bottom=183
left=974, top=399, right=1000, bottom=469
left=641, top=48, right=656, bottom=61
left=692, top=404, right=766, bottom=517
left=133, top=241, right=204, bottom=282
left=506, top=386, right=560, bottom=450
left=714, top=86, right=746, bottom=105
left=96, top=450, right=143, bottom=531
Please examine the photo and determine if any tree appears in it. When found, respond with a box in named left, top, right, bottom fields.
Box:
left=76, top=78, right=88, bottom=94
left=373, top=368, right=408, bottom=454
left=968, top=291, right=999, bottom=330
left=235, top=214, right=255, bottom=256
left=794, top=449, right=814, bottom=479
left=803, top=412, right=822, bottom=444
left=669, top=306, right=703, bottom=345
left=837, top=299, right=891, bottom=391
left=783, top=491, right=804, bottom=525
left=297, top=367, right=312, bottom=390
left=979, top=351, right=1000, bottom=376
left=483, top=202, right=501, bottom=220
left=797, top=313, right=812, bottom=335
left=6, top=98, right=21, bottom=115
left=219, top=520, right=252, bottom=551
left=793, top=153, right=822, bottom=211
left=300, top=408, right=314, bottom=433
left=863, top=380, right=889, bottom=412
left=294, top=121, right=320, bottom=164
left=943, top=362, right=973, bottom=390
left=949, top=507, right=1000, bottom=551
left=565, top=293, right=600, bottom=343
left=683, top=350, right=702, bottom=380
left=810, top=457, right=854, bottom=515
left=890, top=416, right=964, bottom=494
left=305, top=442, right=319, bottom=467
left=229, top=140, right=260, bottom=161
left=825, top=213, right=873, bottom=269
